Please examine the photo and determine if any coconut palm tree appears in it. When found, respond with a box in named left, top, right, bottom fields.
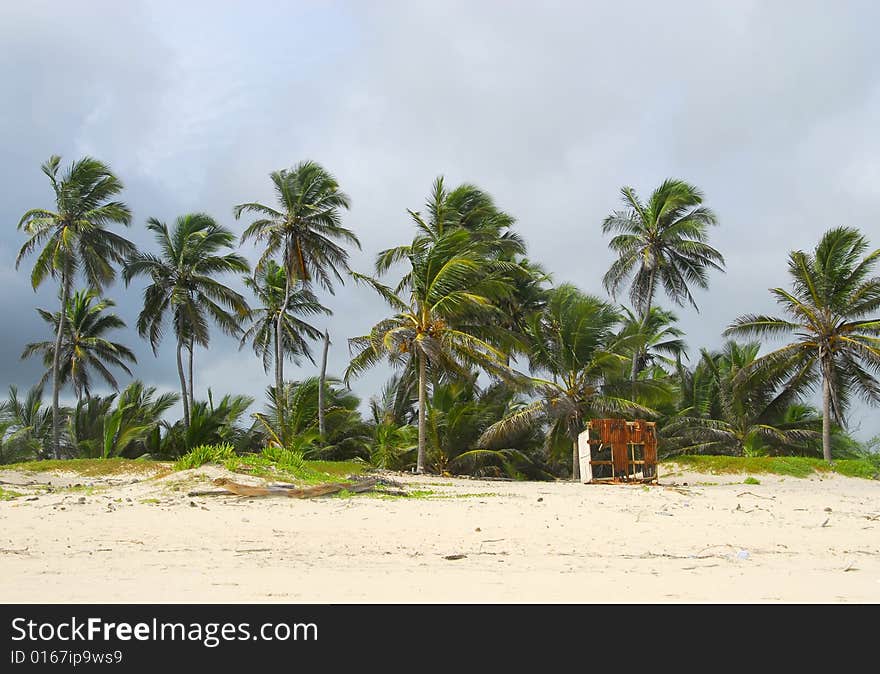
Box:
left=16, top=155, right=134, bottom=457
left=22, top=290, right=136, bottom=403
left=234, top=161, right=357, bottom=397
left=601, top=179, right=724, bottom=382
left=725, top=226, right=880, bottom=461
left=240, top=260, right=331, bottom=377
left=345, top=229, right=516, bottom=473
left=617, top=306, right=687, bottom=376
left=480, top=284, right=653, bottom=480
left=664, top=341, right=821, bottom=456
left=375, top=177, right=525, bottom=294
left=123, top=213, right=250, bottom=427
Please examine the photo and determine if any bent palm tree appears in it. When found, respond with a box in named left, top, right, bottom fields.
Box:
left=124, top=213, right=250, bottom=427
left=725, top=226, right=880, bottom=461
left=481, top=285, right=653, bottom=480
left=234, top=161, right=357, bottom=397
left=16, top=155, right=134, bottom=457
left=345, top=229, right=516, bottom=473
left=602, top=179, right=724, bottom=382
left=22, top=290, right=136, bottom=403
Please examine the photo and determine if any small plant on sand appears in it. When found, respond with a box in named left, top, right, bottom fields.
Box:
left=173, top=443, right=237, bottom=470
left=0, top=486, right=23, bottom=501
left=743, top=476, right=761, bottom=485
left=260, top=445, right=306, bottom=470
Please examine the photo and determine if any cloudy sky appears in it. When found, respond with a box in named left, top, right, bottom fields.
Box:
left=2, top=1, right=878, bottom=439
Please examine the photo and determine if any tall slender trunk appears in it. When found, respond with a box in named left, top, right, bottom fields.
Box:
left=273, top=315, right=284, bottom=403
left=572, top=438, right=580, bottom=482
left=822, top=360, right=833, bottom=463
left=417, top=351, right=427, bottom=474
left=50, top=280, right=70, bottom=459
left=631, top=269, right=657, bottom=387
left=275, top=270, right=292, bottom=425
left=177, top=339, right=190, bottom=429
left=318, top=329, right=330, bottom=438
left=187, top=339, right=195, bottom=413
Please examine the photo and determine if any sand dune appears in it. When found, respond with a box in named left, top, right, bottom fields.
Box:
left=1, top=464, right=878, bottom=603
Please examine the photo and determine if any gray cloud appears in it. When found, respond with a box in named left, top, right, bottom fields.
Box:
left=2, top=1, right=878, bottom=438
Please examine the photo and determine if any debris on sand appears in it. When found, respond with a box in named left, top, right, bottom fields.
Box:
left=187, top=476, right=401, bottom=499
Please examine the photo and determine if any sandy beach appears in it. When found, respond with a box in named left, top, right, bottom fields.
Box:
left=1, top=464, right=878, bottom=603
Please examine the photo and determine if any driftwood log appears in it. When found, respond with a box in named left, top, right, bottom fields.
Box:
left=187, top=477, right=398, bottom=499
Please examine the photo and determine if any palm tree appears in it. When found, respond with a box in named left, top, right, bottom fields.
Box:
left=234, top=161, right=357, bottom=397
left=123, top=213, right=250, bottom=427
left=601, top=179, right=724, bottom=382
left=368, top=375, right=418, bottom=470
left=725, top=227, right=880, bottom=461
left=426, top=378, right=548, bottom=478
left=159, top=391, right=254, bottom=456
left=0, top=384, right=54, bottom=463
left=480, top=285, right=653, bottom=480
left=252, top=377, right=369, bottom=459
left=375, top=177, right=525, bottom=295
left=16, top=155, right=134, bottom=457
left=98, top=381, right=178, bottom=458
left=664, top=342, right=821, bottom=456
left=617, top=306, right=687, bottom=376
left=345, top=229, right=516, bottom=473
left=240, top=260, right=330, bottom=387
left=22, top=290, right=136, bottom=403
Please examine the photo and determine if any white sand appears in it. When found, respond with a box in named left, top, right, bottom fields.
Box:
left=1, top=465, right=878, bottom=603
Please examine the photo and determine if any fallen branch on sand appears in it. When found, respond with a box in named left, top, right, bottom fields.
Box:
left=187, top=477, right=390, bottom=499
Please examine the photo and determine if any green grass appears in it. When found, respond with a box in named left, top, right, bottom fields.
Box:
left=173, top=444, right=370, bottom=485
left=743, top=476, right=761, bottom=485
left=307, top=460, right=367, bottom=477
left=0, top=486, right=22, bottom=501
left=173, top=444, right=238, bottom=471
left=2, top=458, right=170, bottom=477
left=2, top=452, right=369, bottom=488
left=665, top=455, right=878, bottom=480
left=56, top=484, right=107, bottom=495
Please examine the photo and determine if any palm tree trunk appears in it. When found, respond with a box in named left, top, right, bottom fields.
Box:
left=572, top=438, right=580, bottom=482
left=417, top=351, right=427, bottom=474
left=187, top=339, right=195, bottom=413
left=318, top=329, right=330, bottom=438
left=275, top=272, right=292, bottom=419
left=822, top=362, right=832, bottom=463
left=631, top=269, right=657, bottom=386
left=50, top=280, right=70, bottom=459
left=274, top=315, right=284, bottom=406
left=177, top=339, right=190, bottom=429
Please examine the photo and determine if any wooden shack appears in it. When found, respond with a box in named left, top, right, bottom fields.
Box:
left=577, top=419, right=658, bottom=484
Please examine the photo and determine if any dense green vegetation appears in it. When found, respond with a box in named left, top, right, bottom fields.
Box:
left=666, top=455, right=879, bottom=480
left=6, top=155, right=879, bottom=480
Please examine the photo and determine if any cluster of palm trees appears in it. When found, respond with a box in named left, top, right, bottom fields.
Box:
left=5, top=154, right=879, bottom=476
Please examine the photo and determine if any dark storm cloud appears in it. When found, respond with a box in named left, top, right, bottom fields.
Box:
left=2, top=1, right=878, bottom=436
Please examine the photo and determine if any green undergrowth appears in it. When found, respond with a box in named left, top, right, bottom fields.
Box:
left=3, top=458, right=170, bottom=477
left=173, top=444, right=369, bottom=485
left=664, top=455, right=878, bottom=480
left=0, top=486, right=23, bottom=501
